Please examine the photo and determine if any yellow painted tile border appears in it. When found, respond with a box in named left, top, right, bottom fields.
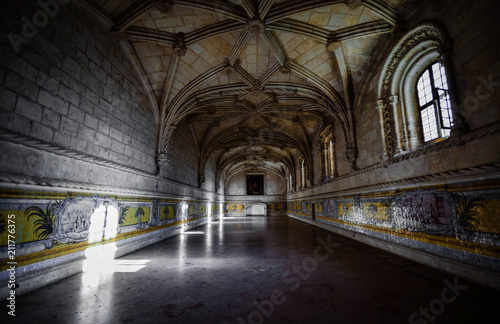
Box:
left=0, top=216, right=206, bottom=271
left=312, top=215, right=500, bottom=258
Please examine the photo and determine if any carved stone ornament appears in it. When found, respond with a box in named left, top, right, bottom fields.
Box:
left=173, top=32, right=187, bottom=57
left=380, top=24, right=446, bottom=100
left=327, top=40, right=341, bottom=52
left=246, top=19, right=266, bottom=35
left=377, top=99, right=395, bottom=156
left=155, top=0, right=174, bottom=14
left=326, top=33, right=341, bottom=52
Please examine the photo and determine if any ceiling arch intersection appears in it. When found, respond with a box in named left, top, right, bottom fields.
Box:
left=74, top=0, right=408, bottom=184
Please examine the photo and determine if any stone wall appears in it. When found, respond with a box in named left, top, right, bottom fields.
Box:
left=0, top=1, right=157, bottom=173
left=0, top=2, right=223, bottom=298
left=288, top=0, right=500, bottom=287
left=226, top=170, right=287, bottom=216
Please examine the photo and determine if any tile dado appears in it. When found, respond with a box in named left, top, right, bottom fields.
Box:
left=0, top=189, right=222, bottom=272
left=287, top=184, right=500, bottom=260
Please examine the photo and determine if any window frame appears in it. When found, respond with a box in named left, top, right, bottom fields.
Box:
left=416, top=62, right=453, bottom=143
left=377, top=22, right=456, bottom=157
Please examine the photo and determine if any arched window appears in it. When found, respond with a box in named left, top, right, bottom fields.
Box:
left=377, top=22, right=457, bottom=157
left=299, top=156, right=306, bottom=189
left=328, top=139, right=335, bottom=177
left=416, top=62, right=453, bottom=142
left=319, top=125, right=336, bottom=181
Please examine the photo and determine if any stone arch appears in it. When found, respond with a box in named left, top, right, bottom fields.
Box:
left=377, top=21, right=453, bottom=156
left=245, top=202, right=267, bottom=216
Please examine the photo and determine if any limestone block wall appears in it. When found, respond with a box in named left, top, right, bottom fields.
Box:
left=288, top=0, right=500, bottom=288
left=0, top=2, right=223, bottom=298
left=165, top=121, right=200, bottom=187
left=0, top=1, right=157, bottom=173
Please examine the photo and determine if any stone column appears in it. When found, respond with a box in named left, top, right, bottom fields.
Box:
left=376, top=99, right=394, bottom=160
left=389, top=95, right=405, bottom=154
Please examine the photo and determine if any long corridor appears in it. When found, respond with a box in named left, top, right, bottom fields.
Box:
left=4, top=216, right=500, bottom=324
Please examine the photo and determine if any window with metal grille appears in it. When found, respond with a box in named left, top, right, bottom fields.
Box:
left=416, top=62, right=453, bottom=142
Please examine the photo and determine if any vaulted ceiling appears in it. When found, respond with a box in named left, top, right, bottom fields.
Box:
left=74, top=0, right=407, bottom=186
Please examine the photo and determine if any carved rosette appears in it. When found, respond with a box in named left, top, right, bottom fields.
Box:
left=246, top=19, right=266, bottom=35
left=155, top=0, right=174, bottom=14
left=173, top=32, right=187, bottom=57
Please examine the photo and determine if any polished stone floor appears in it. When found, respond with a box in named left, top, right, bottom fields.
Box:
left=4, top=216, right=500, bottom=324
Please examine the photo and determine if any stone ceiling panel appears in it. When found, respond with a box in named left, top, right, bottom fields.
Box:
left=341, top=36, right=379, bottom=86
left=132, top=42, right=173, bottom=99
left=238, top=35, right=279, bottom=80
left=133, top=5, right=227, bottom=34
left=286, top=4, right=381, bottom=31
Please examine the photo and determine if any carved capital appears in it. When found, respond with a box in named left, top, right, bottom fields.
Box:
left=389, top=95, right=398, bottom=105
left=156, top=153, right=170, bottom=166
left=376, top=99, right=386, bottom=110
left=156, top=153, right=170, bottom=177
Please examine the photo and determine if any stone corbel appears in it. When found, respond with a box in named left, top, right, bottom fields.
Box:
left=156, top=152, right=170, bottom=177
left=326, top=33, right=341, bottom=52
left=198, top=174, right=206, bottom=188
left=344, top=148, right=358, bottom=172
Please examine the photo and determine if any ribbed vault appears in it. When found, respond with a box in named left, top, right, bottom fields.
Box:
left=73, top=0, right=408, bottom=189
